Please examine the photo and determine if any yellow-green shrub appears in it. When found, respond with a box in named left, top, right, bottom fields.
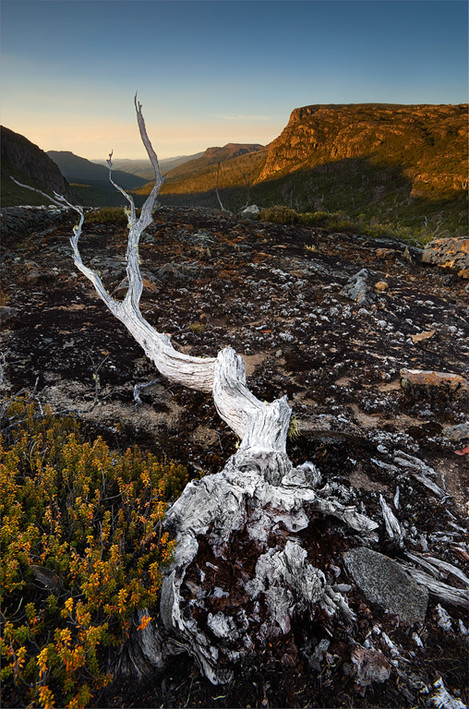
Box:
left=258, top=205, right=300, bottom=225
left=84, top=207, right=129, bottom=224
left=0, top=397, right=188, bottom=708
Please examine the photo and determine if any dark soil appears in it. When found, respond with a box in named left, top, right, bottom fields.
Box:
left=1, top=206, right=468, bottom=708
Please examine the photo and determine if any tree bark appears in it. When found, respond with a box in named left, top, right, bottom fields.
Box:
left=13, top=98, right=469, bottom=693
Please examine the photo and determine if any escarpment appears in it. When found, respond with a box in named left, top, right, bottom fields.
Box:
left=258, top=103, right=468, bottom=198
left=1, top=126, right=78, bottom=206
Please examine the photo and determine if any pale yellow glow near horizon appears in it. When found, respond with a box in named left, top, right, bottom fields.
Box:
left=3, top=112, right=282, bottom=160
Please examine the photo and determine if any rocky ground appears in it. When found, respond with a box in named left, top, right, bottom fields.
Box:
left=1, top=206, right=468, bottom=708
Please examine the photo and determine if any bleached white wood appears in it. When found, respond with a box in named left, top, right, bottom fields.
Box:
left=17, top=100, right=464, bottom=690
left=13, top=100, right=290, bottom=451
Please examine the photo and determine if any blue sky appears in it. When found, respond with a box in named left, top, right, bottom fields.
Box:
left=1, top=0, right=467, bottom=159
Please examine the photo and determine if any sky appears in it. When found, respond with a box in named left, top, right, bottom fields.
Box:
left=1, top=0, right=468, bottom=160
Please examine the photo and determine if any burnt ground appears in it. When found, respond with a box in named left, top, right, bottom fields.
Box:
left=1, top=206, right=468, bottom=708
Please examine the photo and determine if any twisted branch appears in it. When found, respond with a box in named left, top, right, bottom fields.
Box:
left=12, top=98, right=292, bottom=463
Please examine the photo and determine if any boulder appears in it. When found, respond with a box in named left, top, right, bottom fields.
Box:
left=240, top=204, right=260, bottom=217
left=422, top=237, right=469, bottom=278
left=340, top=268, right=373, bottom=305
left=343, top=547, right=428, bottom=625
left=400, top=368, right=469, bottom=397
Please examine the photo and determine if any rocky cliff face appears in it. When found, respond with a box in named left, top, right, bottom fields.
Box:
left=202, top=143, right=264, bottom=161
left=259, top=103, right=468, bottom=198
left=1, top=126, right=78, bottom=206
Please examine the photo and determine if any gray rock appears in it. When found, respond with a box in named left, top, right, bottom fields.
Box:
left=240, top=204, right=260, bottom=217
left=0, top=206, right=72, bottom=241
left=343, top=547, right=428, bottom=625
left=443, top=423, right=469, bottom=442
left=0, top=306, right=19, bottom=325
left=340, top=268, right=373, bottom=305
left=351, top=645, right=391, bottom=688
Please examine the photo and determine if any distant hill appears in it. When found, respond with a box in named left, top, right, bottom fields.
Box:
left=1, top=126, right=78, bottom=207
left=91, top=153, right=205, bottom=181
left=161, top=143, right=263, bottom=180
left=154, top=104, right=468, bottom=239
left=47, top=151, right=148, bottom=206
left=135, top=143, right=265, bottom=198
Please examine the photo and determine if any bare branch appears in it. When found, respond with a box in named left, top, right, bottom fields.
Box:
left=107, top=149, right=136, bottom=220
left=13, top=98, right=292, bottom=464
left=10, top=177, right=80, bottom=213
left=215, top=162, right=227, bottom=211
left=134, top=93, right=166, bottom=231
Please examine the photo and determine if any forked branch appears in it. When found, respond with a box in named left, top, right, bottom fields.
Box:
left=13, top=98, right=292, bottom=468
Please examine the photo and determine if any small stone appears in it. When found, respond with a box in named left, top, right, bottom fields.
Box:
left=410, top=330, right=435, bottom=344
left=351, top=645, right=391, bottom=688
left=340, top=268, right=372, bottom=305
left=400, top=368, right=469, bottom=396
left=375, top=281, right=389, bottom=292
left=443, top=423, right=469, bottom=442
left=0, top=306, right=19, bottom=324
left=344, top=547, right=428, bottom=625
left=376, top=248, right=396, bottom=260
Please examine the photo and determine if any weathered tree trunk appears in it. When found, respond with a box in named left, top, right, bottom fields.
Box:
left=14, top=98, right=469, bottom=702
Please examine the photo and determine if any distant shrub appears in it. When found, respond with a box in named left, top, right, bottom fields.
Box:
left=258, top=205, right=300, bottom=225
left=84, top=207, right=130, bottom=224
left=0, top=396, right=188, bottom=709
left=299, top=211, right=332, bottom=226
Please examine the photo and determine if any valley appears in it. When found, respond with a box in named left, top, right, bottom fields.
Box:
left=2, top=103, right=467, bottom=244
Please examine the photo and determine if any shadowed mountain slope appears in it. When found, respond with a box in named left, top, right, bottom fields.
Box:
left=155, top=104, right=467, bottom=240
left=1, top=126, right=78, bottom=207
left=46, top=151, right=148, bottom=207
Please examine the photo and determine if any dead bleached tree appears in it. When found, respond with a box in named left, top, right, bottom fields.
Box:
left=12, top=97, right=379, bottom=680
left=214, top=161, right=227, bottom=211
left=13, top=98, right=468, bottom=692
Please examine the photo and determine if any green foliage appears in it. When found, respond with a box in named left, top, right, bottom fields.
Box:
left=256, top=205, right=464, bottom=246
left=84, top=207, right=130, bottom=224
left=189, top=322, right=206, bottom=335
left=287, top=414, right=302, bottom=441
left=0, top=396, right=188, bottom=708
left=258, top=205, right=300, bottom=225
left=1, top=161, right=53, bottom=208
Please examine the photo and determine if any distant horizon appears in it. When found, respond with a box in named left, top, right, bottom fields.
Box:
left=3, top=98, right=468, bottom=164
left=1, top=0, right=467, bottom=160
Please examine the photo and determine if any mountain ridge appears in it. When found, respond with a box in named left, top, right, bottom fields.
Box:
left=47, top=151, right=147, bottom=190
left=259, top=103, right=468, bottom=195
left=90, top=152, right=206, bottom=180
left=2, top=103, right=467, bottom=240
left=1, top=126, right=78, bottom=207
left=153, top=103, right=467, bottom=240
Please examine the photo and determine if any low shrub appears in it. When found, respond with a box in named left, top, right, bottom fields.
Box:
left=0, top=396, right=188, bottom=708
left=84, top=207, right=129, bottom=224
left=258, top=206, right=436, bottom=245
left=257, top=205, right=300, bottom=225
